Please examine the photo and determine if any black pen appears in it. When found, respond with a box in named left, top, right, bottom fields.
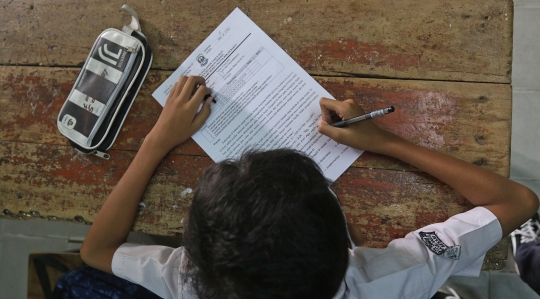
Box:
left=331, top=106, right=395, bottom=128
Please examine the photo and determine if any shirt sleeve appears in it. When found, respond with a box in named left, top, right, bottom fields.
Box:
left=111, top=243, right=189, bottom=299
left=410, top=206, right=502, bottom=278
left=335, top=207, right=503, bottom=299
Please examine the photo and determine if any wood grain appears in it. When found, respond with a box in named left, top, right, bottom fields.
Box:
left=0, top=141, right=506, bottom=270
left=0, top=0, right=514, bottom=270
left=3, top=141, right=466, bottom=235
left=0, top=0, right=512, bottom=82
left=0, top=66, right=511, bottom=175
left=0, top=65, right=511, bottom=270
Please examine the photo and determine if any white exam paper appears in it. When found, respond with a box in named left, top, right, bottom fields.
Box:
left=152, top=8, right=362, bottom=182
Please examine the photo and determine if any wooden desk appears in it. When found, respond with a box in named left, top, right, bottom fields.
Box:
left=0, top=0, right=512, bottom=270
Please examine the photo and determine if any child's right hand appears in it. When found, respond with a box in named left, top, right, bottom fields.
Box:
left=318, top=98, right=539, bottom=239
left=317, top=97, right=399, bottom=155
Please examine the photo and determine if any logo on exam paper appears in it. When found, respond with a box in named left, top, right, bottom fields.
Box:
left=197, top=54, right=208, bottom=66
left=419, top=231, right=461, bottom=260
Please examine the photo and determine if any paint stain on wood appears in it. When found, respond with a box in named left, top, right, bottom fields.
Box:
left=318, top=79, right=459, bottom=150
left=298, top=39, right=421, bottom=72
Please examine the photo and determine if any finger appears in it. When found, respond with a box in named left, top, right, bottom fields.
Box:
left=190, top=97, right=213, bottom=132
left=178, top=76, right=206, bottom=104
left=319, top=97, right=349, bottom=119
left=319, top=97, right=334, bottom=123
left=317, top=119, right=341, bottom=141
left=164, top=77, right=188, bottom=108
left=186, top=86, right=211, bottom=115
left=347, top=223, right=366, bottom=246
left=164, top=82, right=178, bottom=107
left=172, top=76, right=188, bottom=100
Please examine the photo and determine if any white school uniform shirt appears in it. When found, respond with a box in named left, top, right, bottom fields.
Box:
left=111, top=206, right=502, bottom=299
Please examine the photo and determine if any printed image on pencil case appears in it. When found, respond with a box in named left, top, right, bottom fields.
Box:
left=58, top=30, right=138, bottom=144
left=57, top=4, right=152, bottom=159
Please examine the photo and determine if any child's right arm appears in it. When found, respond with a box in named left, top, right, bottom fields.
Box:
left=317, top=97, right=539, bottom=237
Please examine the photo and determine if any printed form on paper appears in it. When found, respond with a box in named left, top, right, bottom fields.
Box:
left=152, top=8, right=362, bottom=182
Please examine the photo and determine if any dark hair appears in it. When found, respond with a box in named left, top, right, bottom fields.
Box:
left=183, top=149, right=350, bottom=299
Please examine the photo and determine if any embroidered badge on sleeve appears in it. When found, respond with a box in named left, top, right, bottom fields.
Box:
left=419, top=231, right=461, bottom=260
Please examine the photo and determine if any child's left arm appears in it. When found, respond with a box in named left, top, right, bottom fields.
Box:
left=80, top=76, right=212, bottom=273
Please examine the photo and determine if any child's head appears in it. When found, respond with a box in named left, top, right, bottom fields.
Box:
left=183, top=149, right=350, bottom=299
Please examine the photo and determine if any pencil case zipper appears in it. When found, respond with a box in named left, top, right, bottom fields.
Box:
left=85, top=43, right=140, bottom=145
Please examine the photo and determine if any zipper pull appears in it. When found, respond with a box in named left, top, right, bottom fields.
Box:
left=93, top=150, right=111, bottom=160
left=125, top=46, right=139, bottom=53
left=121, top=4, right=141, bottom=34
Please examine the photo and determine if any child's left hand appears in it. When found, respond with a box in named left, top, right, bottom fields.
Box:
left=146, top=76, right=212, bottom=155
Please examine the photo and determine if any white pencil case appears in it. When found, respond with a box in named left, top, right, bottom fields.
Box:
left=57, top=4, right=153, bottom=159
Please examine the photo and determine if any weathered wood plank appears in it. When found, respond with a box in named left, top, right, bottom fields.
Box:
left=0, top=65, right=511, bottom=175
left=0, top=141, right=477, bottom=235
left=0, top=141, right=208, bottom=236
left=0, top=65, right=204, bottom=155
left=0, top=141, right=506, bottom=269
left=0, top=0, right=512, bottom=82
left=320, top=77, right=512, bottom=176
left=0, top=0, right=513, bottom=271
